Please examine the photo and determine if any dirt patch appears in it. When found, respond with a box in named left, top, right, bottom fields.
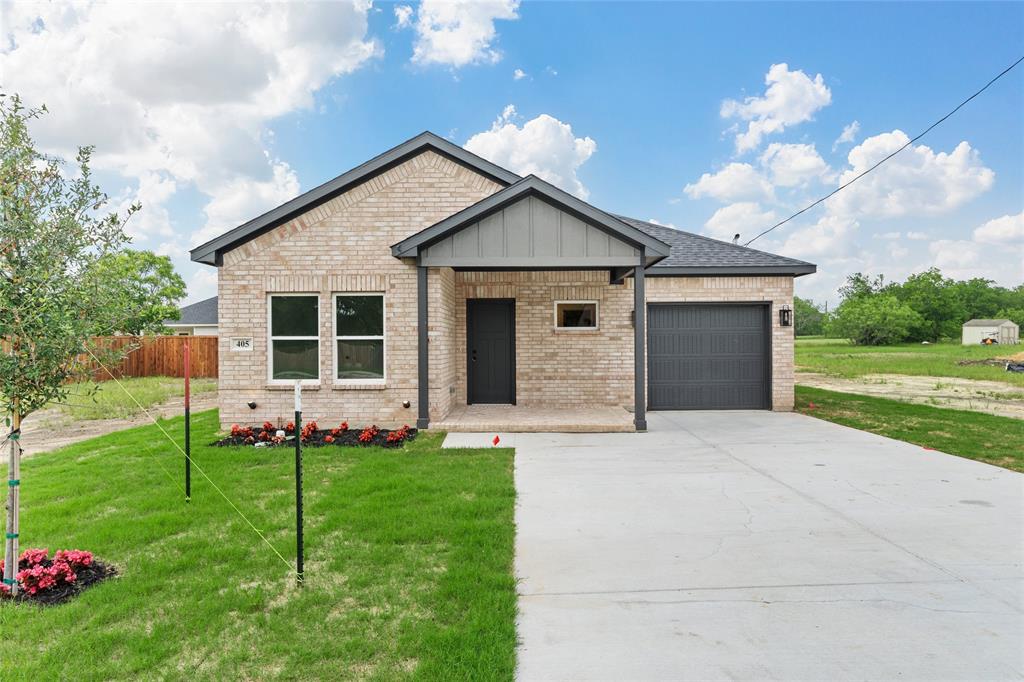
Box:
left=797, top=372, right=1024, bottom=420
left=14, top=392, right=218, bottom=458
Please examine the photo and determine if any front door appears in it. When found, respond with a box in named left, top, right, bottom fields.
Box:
left=467, top=299, right=515, bottom=404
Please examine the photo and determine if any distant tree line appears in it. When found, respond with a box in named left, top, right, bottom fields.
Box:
left=796, top=268, right=1024, bottom=345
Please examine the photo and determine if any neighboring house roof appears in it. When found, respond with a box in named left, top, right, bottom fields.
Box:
left=165, top=296, right=218, bottom=326
left=963, top=319, right=1017, bottom=327
left=190, top=132, right=521, bottom=265
left=391, top=175, right=672, bottom=266
left=191, top=131, right=816, bottom=276
left=616, top=216, right=817, bottom=276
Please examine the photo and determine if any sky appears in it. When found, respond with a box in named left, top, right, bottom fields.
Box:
left=2, top=1, right=1022, bottom=306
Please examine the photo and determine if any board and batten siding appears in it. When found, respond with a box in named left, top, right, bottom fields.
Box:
left=419, top=195, right=640, bottom=268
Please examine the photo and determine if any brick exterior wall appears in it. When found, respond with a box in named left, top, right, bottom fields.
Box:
left=644, top=275, right=795, bottom=410
left=213, top=149, right=796, bottom=428
left=216, top=150, right=502, bottom=428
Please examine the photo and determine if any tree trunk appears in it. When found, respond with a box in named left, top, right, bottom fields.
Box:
left=3, top=402, right=20, bottom=596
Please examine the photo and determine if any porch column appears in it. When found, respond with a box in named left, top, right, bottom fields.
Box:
left=633, top=250, right=647, bottom=431
left=417, top=265, right=430, bottom=429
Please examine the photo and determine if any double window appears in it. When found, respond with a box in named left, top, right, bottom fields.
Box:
left=268, top=293, right=386, bottom=384
left=269, top=295, right=320, bottom=382
left=334, top=294, right=385, bottom=382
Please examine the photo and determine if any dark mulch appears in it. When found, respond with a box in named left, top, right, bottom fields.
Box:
left=3, top=561, right=117, bottom=607
left=212, top=425, right=418, bottom=449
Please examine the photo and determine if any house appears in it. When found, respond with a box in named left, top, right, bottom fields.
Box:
left=961, top=319, right=1019, bottom=345
left=190, top=132, right=815, bottom=432
left=164, top=296, right=218, bottom=336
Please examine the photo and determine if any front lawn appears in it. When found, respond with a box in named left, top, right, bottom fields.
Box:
left=795, top=338, right=1024, bottom=387
left=56, top=377, right=218, bottom=420
left=0, top=410, right=516, bottom=679
left=796, top=385, right=1024, bottom=472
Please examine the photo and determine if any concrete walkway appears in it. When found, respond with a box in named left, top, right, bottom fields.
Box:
left=446, top=411, right=1024, bottom=680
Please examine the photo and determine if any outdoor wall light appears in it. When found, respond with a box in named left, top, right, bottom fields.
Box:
left=247, top=401, right=258, bottom=410
left=779, top=305, right=793, bottom=327
left=403, top=400, right=411, bottom=409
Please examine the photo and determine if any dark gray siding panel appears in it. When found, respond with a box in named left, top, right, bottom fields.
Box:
left=648, top=304, right=769, bottom=410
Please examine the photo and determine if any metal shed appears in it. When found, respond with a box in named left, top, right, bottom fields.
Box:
left=961, top=319, right=1019, bottom=345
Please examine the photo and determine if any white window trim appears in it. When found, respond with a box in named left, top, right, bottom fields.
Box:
left=554, top=300, right=599, bottom=330
left=267, top=293, right=321, bottom=385
left=333, top=292, right=386, bottom=385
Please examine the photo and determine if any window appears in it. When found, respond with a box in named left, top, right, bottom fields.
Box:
left=555, top=301, right=598, bottom=329
left=335, top=294, right=385, bottom=381
left=269, top=295, right=319, bottom=382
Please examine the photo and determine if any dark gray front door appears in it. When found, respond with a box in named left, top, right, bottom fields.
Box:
left=648, top=304, right=769, bottom=410
left=467, top=299, right=516, bottom=404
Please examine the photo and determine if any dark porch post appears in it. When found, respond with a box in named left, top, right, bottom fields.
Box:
left=633, top=250, right=647, bottom=431
left=417, top=265, right=430, bottom=429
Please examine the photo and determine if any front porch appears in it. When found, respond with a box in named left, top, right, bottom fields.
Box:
left=433, top=404, right=635, bottom=433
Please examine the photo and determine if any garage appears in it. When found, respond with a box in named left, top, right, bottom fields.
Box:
left=647, top=303, right=770, bottom=410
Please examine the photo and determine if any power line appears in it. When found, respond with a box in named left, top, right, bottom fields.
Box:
left=744, top=55, right=1024, bottom=247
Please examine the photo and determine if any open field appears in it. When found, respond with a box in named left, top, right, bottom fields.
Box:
left=796, top=386, right=1024, bottom=473
left=56, top=377, right=219, bottom=420
left=796, top=338, right=1024, bottom=387
left=0, top=411, right=516, bottom=680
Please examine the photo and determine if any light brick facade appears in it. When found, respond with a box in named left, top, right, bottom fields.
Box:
left=214, top=149, right=796, bottom=429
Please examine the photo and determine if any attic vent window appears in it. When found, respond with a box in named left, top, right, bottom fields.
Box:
left=555, top=301, right=598, bottom=330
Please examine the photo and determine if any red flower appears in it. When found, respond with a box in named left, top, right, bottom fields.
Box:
left=324, top=434, right=335, bottom=444
left=263, top=421, right=274, bottom=432
left=53, top=549, right=93, bottom=569
left=340, top=421, right=349, bottom=432
left=285, top=421, right=295, bottom=433
left=19, top=547, right=48, bottom=567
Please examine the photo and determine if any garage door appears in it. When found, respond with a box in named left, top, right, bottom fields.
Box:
left=648, top=304, right=769, bottom=410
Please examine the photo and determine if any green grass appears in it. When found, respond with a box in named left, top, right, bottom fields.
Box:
left=795, top=338, right=1024, bottom=387
left=0, top=411, right=516, bottom=680
left=796, top=386, right=1024, bottom=473
left=55, top=377, right=218, bottom=420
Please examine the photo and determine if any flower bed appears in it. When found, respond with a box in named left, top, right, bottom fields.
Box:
left=1, top=548, right=115, bottom=606
left=213, top=421, right=417, bottom=449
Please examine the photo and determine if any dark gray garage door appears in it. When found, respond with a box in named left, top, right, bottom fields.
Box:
left=648, top=304, right=769, bottom=410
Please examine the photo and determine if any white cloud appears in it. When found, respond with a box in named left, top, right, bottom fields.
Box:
left=1, top=1, right=379, bottom=245
left=646, top=218, right=678, bottom=229
left=464, top=105, right=597, bottom=199
left=721, top=63, right=832, bottom=153
left=874, top=231, right=901, bottom=240
left=393, top=4, right=413, bottom=29
left=513, top=68, right=527, bottom=80
left=194, top=161, right=301, bottom=247
left=703, top=202, right=776, bottom=241
left=545, top=66, right=558, bottom=76
left=186, top=269, right=219, bottom=304
left=905, top=231, right=929, bottom=240
left=411, top=0, right=519, bottom=67
left=973, top=211, right=1024, bottom=244
left=829, top=131, right=995, bottom=218
left=929, top=239, right=980, bottom=269
left=759, top=143, right=831, bottom=187
left=780, top=214, right=858, bottom=259
left=684, top=163, right=774, bottom=202
left=832, top=120, right=860, bottom=151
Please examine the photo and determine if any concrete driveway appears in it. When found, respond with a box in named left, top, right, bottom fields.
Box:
left=449, top=411, right=1024, bottom=680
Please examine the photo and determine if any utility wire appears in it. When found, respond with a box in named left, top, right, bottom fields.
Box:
left=745, top=55, right=1024, bottom=247
left=84, top=347, right=295, bottom=574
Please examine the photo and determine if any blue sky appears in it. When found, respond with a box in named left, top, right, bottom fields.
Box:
left=3, top=1, right=1022, bottom=304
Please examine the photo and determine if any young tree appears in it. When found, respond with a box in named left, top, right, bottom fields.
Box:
left=92, top=249, right=186, bottom=334
left=1, top=94, right=142, bottom=594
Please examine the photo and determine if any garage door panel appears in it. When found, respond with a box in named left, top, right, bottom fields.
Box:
left=648, top=304, right=769, bottom=410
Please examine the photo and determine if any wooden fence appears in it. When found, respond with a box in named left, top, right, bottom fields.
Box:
left=83, top=336, right=218, bottom=380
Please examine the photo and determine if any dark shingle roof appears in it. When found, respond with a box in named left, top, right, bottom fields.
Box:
left=166, top=296, right=218, bottom=326
left=615, top=216, right=816, bottom=276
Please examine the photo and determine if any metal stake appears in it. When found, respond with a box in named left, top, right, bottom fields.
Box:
left=294, top=381, right=304, bottom=585
left=184, top=340, right=191, bottom=502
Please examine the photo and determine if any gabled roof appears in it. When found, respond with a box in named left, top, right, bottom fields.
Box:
left=963, top=318, right=1016, bottom=327
left=190, top=132, right=521, bottom=265
left=616, top=216, right=817, bottom=276
left=391, top=175, right=672, bottom=264
left=165, top=296, right=218, bottom=326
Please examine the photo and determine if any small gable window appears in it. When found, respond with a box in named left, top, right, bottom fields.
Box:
left=335, top=294, right=385, bottom=382
left=269, top=295, right=320, bottom=382
left=555, top=301, right=598, bottom=330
